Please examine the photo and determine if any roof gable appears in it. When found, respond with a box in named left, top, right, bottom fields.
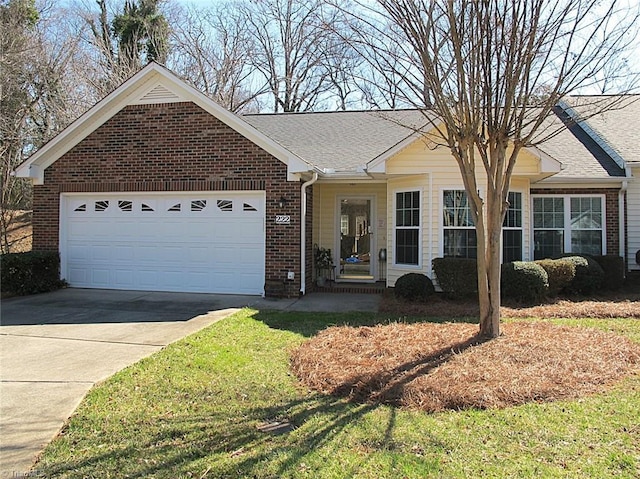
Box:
left=15, top=63, right=312, bottom=184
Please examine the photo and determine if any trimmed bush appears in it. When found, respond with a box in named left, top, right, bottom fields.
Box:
left=556, top=255, right=604, bottom=295
left=501, top=261, right=549, bottom=303
left=592, top=255, right=625, bottom=291
left=535, top=259, right=576, bottom=297
left=394, top=273, right=436, bottom=301
left=1, top=251, right=65, bottom=295
left=432, top=257, right=478, bottom=297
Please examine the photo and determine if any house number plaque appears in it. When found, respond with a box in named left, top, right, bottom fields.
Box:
left=275, top=215, right=291, bottom=224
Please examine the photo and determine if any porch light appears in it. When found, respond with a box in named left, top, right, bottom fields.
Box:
left=278, top=196, right=287, bottom=208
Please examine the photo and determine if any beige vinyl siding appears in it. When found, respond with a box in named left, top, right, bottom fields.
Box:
left=628, top=167, right=640, bottom=271
left=312, top=182, right=387, bottom=279
left=386, top=141, right=533, bottom=286
left=387, top=176, right=430, bottom=286
left=386, top=136, right=542, bottom=176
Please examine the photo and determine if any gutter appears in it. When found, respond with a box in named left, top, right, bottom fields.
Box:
left=300, top=172, right=318, bottom=295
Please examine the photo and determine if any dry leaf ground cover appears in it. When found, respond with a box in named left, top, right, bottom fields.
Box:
left=294, top=280, right=640, bottom=412
left=379, top=276, right=640, bottom=319
left=291, top=321, right=640, bottom=412
left=2, top=210, right=32, bottom=253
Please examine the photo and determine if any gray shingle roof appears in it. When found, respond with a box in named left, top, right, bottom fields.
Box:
left=243, top=104, right=629, bottom=179
left=243, top=110, right=434, bottom=171
left=564, top=95, right=640, bottom=166
left=535, top=107, right=625, bottom=180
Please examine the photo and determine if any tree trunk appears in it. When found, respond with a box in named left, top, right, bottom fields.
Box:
left=478, top=180, right=505, bottom=338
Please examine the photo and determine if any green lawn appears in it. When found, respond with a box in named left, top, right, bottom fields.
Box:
left=37, top=310, right=640, bottom=478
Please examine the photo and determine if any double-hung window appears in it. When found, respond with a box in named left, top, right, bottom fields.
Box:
left=502, top=192, right=523, bottom=262
left=443, top=190, right=476, bottom=259
left=533, top=195, right=604, bottom=259
left=395, top=191, right=420, bottom=265
left=443, top=190, right=523, bottom=262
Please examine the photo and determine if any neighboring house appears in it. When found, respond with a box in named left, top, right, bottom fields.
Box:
left=14, top=63, right=640, bottom=296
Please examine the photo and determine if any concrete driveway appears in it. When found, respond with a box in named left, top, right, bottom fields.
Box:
left=0, top=288, right=380, bottom=476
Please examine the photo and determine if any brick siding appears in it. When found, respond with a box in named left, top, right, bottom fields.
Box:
left=32, top=102, right=306, bottom=296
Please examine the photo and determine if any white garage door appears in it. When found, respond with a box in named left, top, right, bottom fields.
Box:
left=60, top=192, right=265, bottom=294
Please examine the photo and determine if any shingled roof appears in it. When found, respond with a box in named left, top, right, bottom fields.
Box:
left=243, top=109, right=434, bottom=172
left=244, top=106, right=626, bottom=180
left=563, top=95, right=640, bottom=166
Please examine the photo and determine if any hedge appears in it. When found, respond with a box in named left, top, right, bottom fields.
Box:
left=432, top=257, right=478, bottom=297
left=1, top=251, right=65, bottom=295
left=592, top=255, right=625, bottom=291
left=501, top=261, right=549, bottom=303
left=555, top=254, right=604, bottom=295
left=535, top=258, right=576, bottom=297
left=394, top=273, right=436, bottom=301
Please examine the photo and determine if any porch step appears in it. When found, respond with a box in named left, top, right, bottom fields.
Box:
left=312, top=282, right=386, bottom=294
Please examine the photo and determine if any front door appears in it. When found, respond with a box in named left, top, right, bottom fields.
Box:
left=338, top=197, right=374, bottom=280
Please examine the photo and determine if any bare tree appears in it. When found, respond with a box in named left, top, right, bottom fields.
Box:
left=169, top=3, right=263, bottom=113
left=241, top=0, right=354, bottom=112
left=80, top=0, right=170, bottom=97
left=1, top=0, right=88, bottom=253
left=348, top=0, right=639, bottom=338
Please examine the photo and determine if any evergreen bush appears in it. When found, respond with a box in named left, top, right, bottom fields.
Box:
left=535, top=258, right=576, bottom=297
left=501, top=261, right=549, bottom=303
left=394, top=273, right=436, bottom=301
left=1, top=251, right=65, bottom=295
left=432, top=257, right=478, bottom=297
left=556, top=255, right=604, bottom=295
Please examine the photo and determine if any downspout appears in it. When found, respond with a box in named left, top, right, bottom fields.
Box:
left=619, top=172, right=629, bottom=273
left=300, top=172, right=319, bottom=295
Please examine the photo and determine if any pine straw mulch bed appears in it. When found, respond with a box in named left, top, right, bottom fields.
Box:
left=379, top=288, right=640, bottom=319
left=291, top=321, right=640, bottom=412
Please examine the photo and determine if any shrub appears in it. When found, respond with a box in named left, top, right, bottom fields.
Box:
left=556, top=255, right=604, bottom=295
left=592, top=255, right=625, bottom=291
left=432, top=257, right=478, bottom=297
left=535, top=259, right=576, bottom=297
left=394, top=273, right=436, bottom=301
left=501, top=261, right=549, bottom=303
left=1, top=251, right=65, bottom=295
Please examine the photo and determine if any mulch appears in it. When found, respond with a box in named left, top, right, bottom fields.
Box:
left=379, top=285, right=640, bottom=319
left=291, top=321, right=640, bottom=412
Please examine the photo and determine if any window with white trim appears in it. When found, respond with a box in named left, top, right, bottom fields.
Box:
left=443, top=190, right=523, bottom=262
left=533, top=195, right=604, bottom=259
left=395, top=191, right=420, bottom=265
left=443, top=190, right=476, bottom=259
left=502, top=192, right=523, bottom=262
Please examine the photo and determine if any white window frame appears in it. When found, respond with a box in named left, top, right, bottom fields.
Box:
left=393, top=189, right=422, bottom=268
left=501, top=191, right=524, bottom=263
left=531, top=194, right=606, bottom=259
left=441, top=189, right=477, bottom=259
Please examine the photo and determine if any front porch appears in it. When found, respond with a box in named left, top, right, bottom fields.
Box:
left=312, top=281, right=387, bottom=294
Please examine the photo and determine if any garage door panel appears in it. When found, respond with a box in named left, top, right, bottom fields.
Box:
left=61, top=193, right=266, bottom=294
left=91, top=269, right=110, bottom=286
left=113, top=245, right=135, bottom=261
left=114, top=269, right=135, bottom=288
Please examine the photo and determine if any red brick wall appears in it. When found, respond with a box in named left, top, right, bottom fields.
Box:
left=33, top=102, right=304, bottom=296
left=530, top=188, right=620, bottom=255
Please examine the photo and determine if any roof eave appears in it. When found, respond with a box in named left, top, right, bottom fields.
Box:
left=534, top=176, right=625, bottom=185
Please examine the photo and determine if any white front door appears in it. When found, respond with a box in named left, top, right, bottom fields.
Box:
left=60, top=192, right=265, bottom=294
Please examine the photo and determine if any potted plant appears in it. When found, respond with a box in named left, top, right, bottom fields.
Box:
left=314, top=245, right=333, bottom=286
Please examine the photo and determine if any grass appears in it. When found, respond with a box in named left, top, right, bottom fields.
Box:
left=35, top=309, right=640, bottom=478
